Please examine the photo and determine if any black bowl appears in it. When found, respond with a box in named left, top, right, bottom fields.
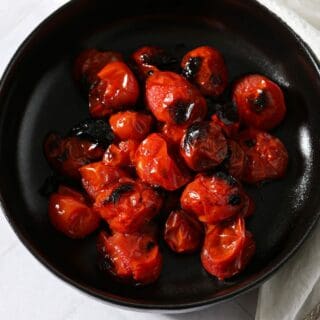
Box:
left=1, top=0, right=320, bottom=313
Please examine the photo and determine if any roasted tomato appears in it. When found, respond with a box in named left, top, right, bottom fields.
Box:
left=164, top=210, right=203, bottom=253
left=48, top=186, right=100, bottom=238
left=89, top=61, right=140, bottom=118
left=145, top=71, right=207, bottom=125
left=73, top=49, right=122, bottom=89
left=135, top=133, right=191, bottom=191
left=233, top=74, right=286, bottom=130
left=103, top=139, right=140, bottom=168
left=131, top=46, right=177, bottom=80
left=94, top=179, right=162, bottom=233
left=210, top=102, right=240, bottom=138
left=242, top=193, right=255, bottom=218
left=180, top=121, right=228, bottom=171
left=237, top=128, right=288, bottom=184
left=181, top=172, right=246, bottom=224
left=181, top=46, right=228, bottom=97
left=97, top=231, right=162, bottom=285
left=223, top=140, right=246, bottom=179
left=109, top=111, right=153, bottom=141
left=79, top=161, right=128, bottom=199
left=201, top=217, right=255, bottom=280
left=44, top=133, right=104, bottom=180
left=160, top=123, right=187, bottom=146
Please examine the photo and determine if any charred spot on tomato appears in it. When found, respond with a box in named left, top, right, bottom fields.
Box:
left=168, top=100, right=196, bottom=125
left=216, top=102, right=239, bottom=125
left=182, top=57, right=202, bottom=80
left=70, top=119, right=114, bottom=148
left=210, top=74, right=222, bottom=86
left=249, top=90, right=267, bottom=113
left=146, top=241, right=156, bottom=251
left=214, top=171, right=237, bottom=186
left=141, top=51, right=177, bottom=70
left=244, top=139, right=256, bottom=148
left=228, top=193, right=242, bottom=206
left=104, top=183, right=134, bottom=204
left=183, top=122, right=209, bottom=152
left=56, top=150, right=69, bottom=162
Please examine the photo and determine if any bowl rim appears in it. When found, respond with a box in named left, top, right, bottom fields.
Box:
left=0, top=0, right=320, bottom=312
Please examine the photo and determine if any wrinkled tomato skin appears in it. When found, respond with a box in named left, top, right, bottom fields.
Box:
left=94, top=179, right=162, bottom=233
left=181, top=172, right=246, bottom=224
left=160, top=123, right=188, bottom=146
left=224, top=140, right=246, bottom=179
left=233, top=74, right=286, bottom=130
left=89, top=61, right=140, bottom=118
left=164, top=210, right=203, bottom=253
left=49, top=186, right=100, bottom=239
left=109, top=111, right=153, bottom=141
left=44, top=133, right=104, bottom=180
left=103, top=139, right=140, bottom=169
left=73, top=49, right=123, bottom=89
left=211, top=114, right=240, bottom=138
left=181, top=46, right=228, bottom=97
left=79, top=161, right=128, bottom=199
left=145, top=71, right=207, bottom=125
left=201, top=217, right=255, bottom=280
left=97, top=231, right=162, bottom=285
left=180, top=121, right=228, bottom=171
left=135, top=133, right=191, bottom=191
left=237, top=128, right=288, bottom=184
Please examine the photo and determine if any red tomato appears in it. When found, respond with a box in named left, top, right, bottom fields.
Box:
left=109, top=111, right=153, bottom=141
left=181, top=46, right=228, bottom=97
left=49, top=186, right=100, bottom=239
left=145, top=71, right=207, bottom=125
left=201, top=217, right=255, bottom=280
left=135, top=133, right=191, bottom=191
left=73, top=49, right=122, bottom=88
left=224, top=140, right=246, bottom=179
left=180, top=121, right=228, bottom=171
left=79, top=161, right=128, bottom=199
left=44, top=133, right=104, bottom=180
left=242, top=193, right=255, bottom=219
left=103, top=139, right=140, bottom=168
left=94, top=180, right=162, bottom=233
left=181, top=172, right=246, bottom=224
left=237, top=128, right=288, bottom=184
left=233, top=74, right=286, bottom=130
left=89, top=61, right=140, bottom=118
left=97, top=231, right=162, bottom=285
left=164, top=210, right=203, bottom=253
left=160, top=123, right=187, bottom=146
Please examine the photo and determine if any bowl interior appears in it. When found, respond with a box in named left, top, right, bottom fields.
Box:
left=1, top=0, right=320, bottom=310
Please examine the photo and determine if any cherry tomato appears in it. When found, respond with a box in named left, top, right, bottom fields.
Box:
left=135, top=133, right=191, bottom=191
left=242, top=193, right=255, bottom=218
left=160, top=123, right=187, bottom=146
left=94, top=179, right=162, bottom=233
left=89, top=61, right=140, bottom=118
left=145, top=71, right=207, bottom=125
left=201, top=217, right=255, bottom=280
left=73, top=49, right=122, bottom=89
left=223, top=140, right=246, bottom=179
left=181, top=172, right=246, bottom=224
left=180, top=121, right=228, bottom=171
left=49, top=186, right=100, bottom=238
left=97, top=231, right=162, bottom=285
left=181, top=46, right=228, bottom=97
left=164, top=210, right=203, bottom=253
left=237, top=128, right=288, bottom=184
left=233, top=74, right=286, bottom=130
left=79, top=161, right=128, bottom=199
left=109, top=111, right=153, bottom=141
left=44, top=133, right=104, bottom=180
left=103, top=139, right=140, bottom=169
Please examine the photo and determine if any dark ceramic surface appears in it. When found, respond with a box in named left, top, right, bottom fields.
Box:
left=0, top=0, right=320, bottom=312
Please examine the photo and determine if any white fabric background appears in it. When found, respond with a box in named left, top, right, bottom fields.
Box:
left=0, top=1, right=319, bottom=319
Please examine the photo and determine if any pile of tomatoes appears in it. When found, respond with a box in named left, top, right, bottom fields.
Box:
left=44, top=45, right=288, bottom=285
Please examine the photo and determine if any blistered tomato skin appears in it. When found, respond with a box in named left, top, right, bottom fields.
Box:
left=89, top=61, right=140, bottom=118
left=181, top=46, right=228, bottom=97
left=94, top=180, right=162, bottom=233
left=97, top=231, right=162, bottom=285
left=145, top=71, right=207, bottom=125
left=223, top=140, right=246, bottom=179
left=180, top=121, right=228, bottom=171
left=233, top=74, right=286, bottom=130
left=164, top=210, right=203, bottom=253
left=73, top=49, right=123, bottom=89
left=44, top=133, right=104, bottom=180
left=135, top=133, right=191, bottom=191
left=181, top=172, right=246, bottom=224
left=201, top=217, right=255, bottom=280
left=49, top=186, right=100, bottom=239
left=109, top=111, right=153, bottom=141
left=79, top=161, right=128, bottom=199
left=237, top=128, right=288, bottom=184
